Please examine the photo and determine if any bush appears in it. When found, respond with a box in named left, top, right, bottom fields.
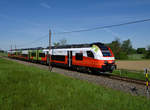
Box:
left=144, top=51, right=150, bottom=59
left=137, top=48, right=146, bottom=54
left=144, top=46, right=150, bottom=59
left=116, top=51, right=128, bottom=60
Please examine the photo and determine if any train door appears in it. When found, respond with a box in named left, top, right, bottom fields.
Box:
left=67, top=51, right=72, bottom=67
left=28, top=51, right=30, bottom=60
left=36, top=50, right=39, bottom=61
left=46, top=51, right=50, bottom=65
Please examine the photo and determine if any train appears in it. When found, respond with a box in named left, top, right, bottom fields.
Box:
left=8, top=42, right=116, bottom=73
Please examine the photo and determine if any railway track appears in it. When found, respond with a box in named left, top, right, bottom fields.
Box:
left=1, top=56, right=149, bottom=96
left=2, top=56, right=149, bottom=86
left=102, top=74, right=149, bottom=86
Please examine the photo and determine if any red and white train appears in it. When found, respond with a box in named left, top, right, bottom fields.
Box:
left=8, top=42, right=116, bottom=73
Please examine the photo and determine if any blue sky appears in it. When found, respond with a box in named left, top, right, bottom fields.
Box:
left=0, top=0, right=150, bottom=50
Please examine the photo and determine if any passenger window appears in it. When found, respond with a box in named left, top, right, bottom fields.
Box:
left=87, top=51, right=94, bottom=58
left=22, top=54, right=28, bottom=57
left=32, top=53, right=36, bottom=57
left=39, top=53, right=45, bottom=57
left=75, top=53, right=83, bottom=60
left=51, top=55, right=65, bottom=61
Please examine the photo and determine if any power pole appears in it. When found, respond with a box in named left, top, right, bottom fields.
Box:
left=15, top=45, right=16, bottom=51
left=11, top=45, right=12, bottom=52
left=49, top=29, right=52, bottom=71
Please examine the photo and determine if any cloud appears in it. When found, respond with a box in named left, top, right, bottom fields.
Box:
left=40, top=2, right=51, bottom=9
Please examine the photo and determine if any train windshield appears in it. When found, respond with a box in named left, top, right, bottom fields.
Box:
left=98, top=45, right=112, bottom=57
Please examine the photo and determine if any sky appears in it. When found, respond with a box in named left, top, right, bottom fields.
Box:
left=0, top=0, right=150, bottom=50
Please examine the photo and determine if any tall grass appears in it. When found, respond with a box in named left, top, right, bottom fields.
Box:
left=0, top=52, right=7, bottom=57
left=112, top=69, right=149, bottom=81
left=128, top=54, right=144, bottom=60
left=0, top=58, right=150, bottom=110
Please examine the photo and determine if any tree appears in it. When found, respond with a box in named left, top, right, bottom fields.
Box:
left=108, top=38, right=132, bottom=59
left=121, top=39, right=133, bottom=54
left=59, top=38, right=67, bottom=46
left=108, top=38, right=128, bottom=59
left=137, top=48, right=146, bottom=54
left=0, top=49, right=4, bottom=53
left=53, top=38, right=67, bottom=46
left=145, top=45, right=150, bottom=59
left=53, top=42, right=60, bottom=47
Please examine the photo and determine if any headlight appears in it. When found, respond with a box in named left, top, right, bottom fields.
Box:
left=104, top=60, right=108, bottom=64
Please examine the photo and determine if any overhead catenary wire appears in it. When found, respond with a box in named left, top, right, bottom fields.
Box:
left=17, top=33, right=49, bottom=48
left=55, top=18, right=150, bottom=34
left=16, top=18, right=150, bottom=48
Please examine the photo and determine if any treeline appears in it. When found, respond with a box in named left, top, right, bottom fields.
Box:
left=107, top=39, right=150, bottom=60
left=0, top=50, right=4, bottom=53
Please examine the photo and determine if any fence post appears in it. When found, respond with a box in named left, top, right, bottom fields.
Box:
left=144, top=68, right=149, bottom=99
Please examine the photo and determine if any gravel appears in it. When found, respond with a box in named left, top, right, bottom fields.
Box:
left=1, top=56, right=149, bottom=97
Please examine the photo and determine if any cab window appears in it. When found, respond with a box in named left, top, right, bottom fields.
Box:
left=87, top=51, right=94, bottom=58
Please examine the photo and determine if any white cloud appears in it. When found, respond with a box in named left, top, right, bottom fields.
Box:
left=40, top=2, right=51, bottom=9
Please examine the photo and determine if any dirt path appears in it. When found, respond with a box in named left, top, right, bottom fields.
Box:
left=116, top=60, right=150, bottom=71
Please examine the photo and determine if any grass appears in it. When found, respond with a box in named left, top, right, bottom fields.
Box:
left=128, top=54, right=144, bottom=60
left=112, top=69, right=149, bottom=81
left=0, top=52, right=8, bottom=57
left=0, top=58, right=150, bottom=110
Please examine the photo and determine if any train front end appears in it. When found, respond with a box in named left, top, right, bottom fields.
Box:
left=91, top=43, right=116, bottom=73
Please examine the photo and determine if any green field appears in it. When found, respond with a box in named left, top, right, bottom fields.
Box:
left=112, top=69, right=149, bottom=81
left=128, top=54, right=144, bottom=60
left=0, top=58, right=150, bottom=110
left=0, top=52, right=7, bottom=57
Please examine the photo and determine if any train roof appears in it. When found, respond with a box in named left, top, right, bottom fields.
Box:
left=10, top=47, right=44, bottom=51
left=9, top=42, right=105, bottom=51
left=47, top=42, right=104, bottom=49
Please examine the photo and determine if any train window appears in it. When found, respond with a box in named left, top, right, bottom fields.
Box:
left=98, top=45, right=109, bottom=50
left=22, top=54, right=28, bottom=57
left=31, top=53, right=36, bottom=57
left=39, top=53, right=45, bottom=57
left=98, top=45, right=112, bottom=57
left=102, top=51, right=111, bottom=57
left=75, top=53, right=83, bottom=60
left=51, top=55, right=65, bottom=61
left=87, top=51, right=94, bottom=58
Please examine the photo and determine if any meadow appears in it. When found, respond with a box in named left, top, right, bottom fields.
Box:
left=0, top=58, right=150, bottom=110
left=0, top=52, right=7, bottom=57
left=112, top=69, right=149, bottom=81
left=128, top=54, right=144, bottom=60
